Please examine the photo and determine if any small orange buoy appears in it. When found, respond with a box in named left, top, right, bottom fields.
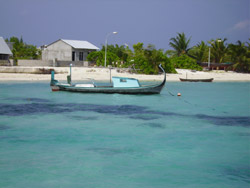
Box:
left=177, top=93, right=181, bottom=96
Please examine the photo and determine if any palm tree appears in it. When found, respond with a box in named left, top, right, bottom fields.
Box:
left=190, top=41, right=208, bottom=62
left=169, top=32, right=191, bottom=56
left=228, top=40, right=249, bottom=72
left=209, top=38, right=228, bottom=63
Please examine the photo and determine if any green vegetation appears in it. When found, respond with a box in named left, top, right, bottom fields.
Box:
left=169, top=32, right=191, bottom=56
left=6, top=34, right=249, bottom=74
left=228, top=40, right=250, bottom=73
left=5, top=37, right=41, bottom=62
left=87, top=43, right=176, bottom=74
left=127, top=43, right=176, bottom=74
left=189, top=41, right=208, bottom=63
left=87, top=33, right=249, bottom=74
left=170, top=55, right=202, bottom=71
left=209, top=38, right=228, bottom=63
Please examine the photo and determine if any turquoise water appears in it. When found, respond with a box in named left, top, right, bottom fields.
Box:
left=0, top=82, right=249, bottom=188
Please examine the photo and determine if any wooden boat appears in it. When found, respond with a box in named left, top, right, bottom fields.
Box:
left=50, top=64, right=166, bottom=94
left=179, top=72, right=213, bottom=82
left=179, top=78, right=214, bottom=82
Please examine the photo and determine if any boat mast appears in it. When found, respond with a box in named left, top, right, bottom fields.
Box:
left=67, top=64, right=72, bottom=85
left=109, top=67, right=112, bottom=83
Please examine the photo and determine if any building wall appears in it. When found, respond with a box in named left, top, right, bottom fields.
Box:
left=17, top=60, right=53, bottom=67
left=13, top=60, right=91, bottom=67
left=0, top=60, right=10, bottom=66
left=0, top=54, right=11, bottom=66
left=42, top=40, right=72, bottom=61
left=42, top=40, right=97, bottom=62
left=56, top=61, right=89, bottom=67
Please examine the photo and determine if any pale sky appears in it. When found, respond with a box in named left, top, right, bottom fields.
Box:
left=0, top=0, right=249, bottom=50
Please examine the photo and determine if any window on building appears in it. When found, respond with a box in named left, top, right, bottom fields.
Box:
left=79, top=52, right=84, bottom=61
left=72, top=51, right=75, bottom=61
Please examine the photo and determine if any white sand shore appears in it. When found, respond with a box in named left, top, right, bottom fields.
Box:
left=0, top=66, right=249, bottom=82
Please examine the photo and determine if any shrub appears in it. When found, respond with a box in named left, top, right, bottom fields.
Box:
left=170, top=55, right=202, bottom=70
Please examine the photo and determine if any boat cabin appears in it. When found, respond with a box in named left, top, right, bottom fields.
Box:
left=112, top=77, right=141, bottom=88
left=68, top=77, right=142, bottom=88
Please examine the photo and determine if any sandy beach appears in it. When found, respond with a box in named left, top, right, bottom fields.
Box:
left=0, top=66, right=249, bottom=82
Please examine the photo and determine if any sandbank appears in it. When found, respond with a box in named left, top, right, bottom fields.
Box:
left=0, top=66, right=249, bottom=82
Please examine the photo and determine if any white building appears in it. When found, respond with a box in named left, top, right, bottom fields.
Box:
left=42, top=39, right=99, bottom=62
left=0, top=37, right=12, bottom=61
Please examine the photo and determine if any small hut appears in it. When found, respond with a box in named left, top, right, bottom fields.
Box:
left=0, top=37, right=12, bottom=66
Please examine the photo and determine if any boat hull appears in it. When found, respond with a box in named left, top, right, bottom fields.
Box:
left=51, top=82, right=165, bottom=94
left=179, top=78, right=213, bottom=82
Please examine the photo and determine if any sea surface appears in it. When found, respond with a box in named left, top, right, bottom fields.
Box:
left=0, top=81, right=249, bottom=188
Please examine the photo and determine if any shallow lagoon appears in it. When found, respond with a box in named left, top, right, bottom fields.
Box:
left=0, top=82, right=249, bottom=188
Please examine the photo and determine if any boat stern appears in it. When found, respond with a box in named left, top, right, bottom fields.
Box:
left=50, top=70, right=60, bottom=91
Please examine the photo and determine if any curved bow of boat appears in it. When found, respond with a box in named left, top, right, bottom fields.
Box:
left=158, top=63, right=166, bottom=88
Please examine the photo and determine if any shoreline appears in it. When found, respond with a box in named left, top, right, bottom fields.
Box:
left=0, top=66, right=249, bottom=82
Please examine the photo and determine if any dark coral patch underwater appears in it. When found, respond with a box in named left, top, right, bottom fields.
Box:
left=0, top=100, right=249, bottom=127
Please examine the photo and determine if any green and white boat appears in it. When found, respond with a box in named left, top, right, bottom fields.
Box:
left=50, top=64, right=166, bottom=94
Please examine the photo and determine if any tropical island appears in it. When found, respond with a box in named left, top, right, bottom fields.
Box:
left=0, top=33, right=249, bottom=82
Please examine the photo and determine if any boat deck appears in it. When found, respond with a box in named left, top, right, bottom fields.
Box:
left=94, top=83, right=113, bottom=88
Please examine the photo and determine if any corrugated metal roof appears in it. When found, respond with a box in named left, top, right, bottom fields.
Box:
left=61, top=39, right=99, bottom=50
left=0, top=37, right=12, bottom=55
